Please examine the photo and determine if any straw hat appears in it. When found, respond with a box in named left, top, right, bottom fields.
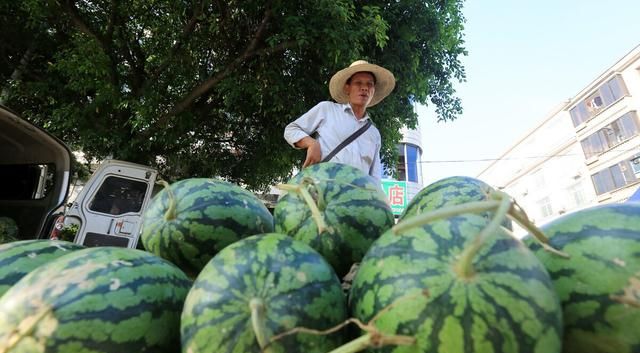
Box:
left=329, top=60, right=396, bottom=107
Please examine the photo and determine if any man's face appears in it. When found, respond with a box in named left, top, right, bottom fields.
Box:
left=344, top=72, right=376, bottom=108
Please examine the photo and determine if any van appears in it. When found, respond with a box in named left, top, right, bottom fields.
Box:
left=0, top=105, right=158, bottom=248
left=52, top=160, right=159, bottom=248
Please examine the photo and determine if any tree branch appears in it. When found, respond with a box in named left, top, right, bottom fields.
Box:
left=125, top=29, right=148, bottom=95
left=0, top=46, right=35, bottom=104
left=159, top=7, right=278, bottom=121
left=61, top=0, right=101, bottom=42
left=61, top=0, right=119, bottom=86
left=105, top=0, right=118, bottom=42
left=149, top=0, right=206, bottom=80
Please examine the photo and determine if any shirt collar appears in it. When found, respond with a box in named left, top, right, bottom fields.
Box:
left=341, top=103, right=370, bottom=121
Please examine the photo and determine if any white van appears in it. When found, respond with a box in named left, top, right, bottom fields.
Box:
left=52, top=160, right=159, bottom=248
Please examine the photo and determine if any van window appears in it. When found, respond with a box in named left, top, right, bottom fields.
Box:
left=0, top=164, right=55, bottom=200
left=89, top=176, right=148, bottom=215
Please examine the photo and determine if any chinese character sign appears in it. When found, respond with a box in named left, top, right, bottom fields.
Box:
left=382, top=180, right=407, bottom=215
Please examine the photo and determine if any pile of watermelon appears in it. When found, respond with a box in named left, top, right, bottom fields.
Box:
left=0, top=163, right=638, bottom=353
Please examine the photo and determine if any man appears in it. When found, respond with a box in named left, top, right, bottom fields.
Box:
left=283, top=60, right=395, bottom=184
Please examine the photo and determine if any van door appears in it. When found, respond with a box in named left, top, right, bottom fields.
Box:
left=71, top=161, right=157, bottom=248
left=0, top=105, right=72, bottom=240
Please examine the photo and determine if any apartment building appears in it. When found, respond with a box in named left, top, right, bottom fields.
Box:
left=478, top=44, right=640, bottom=228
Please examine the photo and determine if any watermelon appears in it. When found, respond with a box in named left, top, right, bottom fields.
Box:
left=181, top=233, right=347, bottom=353
left=525, top=203, right=640, bottom=353
left=0, top=246, right=192, bottom=353
left=348, top=212, right=562, bottom=353
left=0, top=239, right=84, bottom=297
left=284, top=162, right=384, bottom=191
left=274, top=162, right=394, bottom=277
left=401, top=176, right=513, bottom=230
left=141, top=178, right=274, bottom=277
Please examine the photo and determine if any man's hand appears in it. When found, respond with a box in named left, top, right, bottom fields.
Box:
left=294, top=136, right=322, bottom=168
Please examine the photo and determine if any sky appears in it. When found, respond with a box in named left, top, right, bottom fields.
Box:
left=418, top=0, right=640, bottom=185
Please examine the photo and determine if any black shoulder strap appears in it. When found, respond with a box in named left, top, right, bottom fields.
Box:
left=322, top=119, right=372, bottom=162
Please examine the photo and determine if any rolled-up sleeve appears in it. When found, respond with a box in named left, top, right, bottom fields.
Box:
left=284, top=102, right=327, bottom=148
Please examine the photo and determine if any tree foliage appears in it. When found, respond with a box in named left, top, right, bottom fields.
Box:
left=1, top=0, right=466, bottom=190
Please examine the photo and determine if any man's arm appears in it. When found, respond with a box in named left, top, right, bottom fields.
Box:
left=283, top=102, right=326, bottom=167
left=294, top=136, right=322, bottom=167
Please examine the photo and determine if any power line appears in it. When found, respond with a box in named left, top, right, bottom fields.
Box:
left=418, top=154, right=579, bottom=164
left=416, top=148, right=640, bottom=164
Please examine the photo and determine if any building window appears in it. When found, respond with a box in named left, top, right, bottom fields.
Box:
left=591, top=159, right=638, bottom=195
left=579, top=111, right=640, bottom=159
left=631, top=154, right=640, bottom=175
left=584, top=92, right=604, bottom=116
left=385, top=144, right=421, bottom=183
left=570, top=103, right=589, bottom=127
left=570, top=75, right=629, bottom=127
left=406, top=144, right=420, bottom=183
left=396, top=144, right=406, bottom=181
left=567, top=181, right=588, bottom=208
left=537, top=196, right=553, bottom=218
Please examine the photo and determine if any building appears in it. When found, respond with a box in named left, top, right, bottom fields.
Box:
left=382, top=125, right=424, bottom=216
left=478, top=44, right=640, bottom=231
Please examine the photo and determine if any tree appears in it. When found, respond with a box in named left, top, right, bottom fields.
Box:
left=1, top=0, right=466, bottom=190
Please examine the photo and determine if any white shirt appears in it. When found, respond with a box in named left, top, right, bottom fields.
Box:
left=284, top=101, right=382, bottom=184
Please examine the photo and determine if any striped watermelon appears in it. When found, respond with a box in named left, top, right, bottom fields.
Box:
left=0, top=246, right=192, bottom=353
left=274, top=162, right=394, bottom=277
left=401, top=176, right=513, bottom=230
left=348, top=213, right=562, bottom=353
left=141, top=178, right=274, bottom=277
left=525, top=203, right=640, bottom=353
left=181, top=233, right=347, bottom=353
left=0, top=239, right=84, bottom=297
left=285, top=162, right=384, bottom=191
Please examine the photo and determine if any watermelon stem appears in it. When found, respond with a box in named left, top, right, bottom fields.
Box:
left=326, top=291, right=424, bottom=353
left=392, top=200, right=502, bottom=235
left=455, top=193, right=512, bottom=279
left=392, top=192, right=570, bottom=259
left=249, top=298, right=274, bottom=353
left=276, top=182, right=328, bottom=233
left=158, top=180, right=177, bottom=221
left=267, top=291, right=424, bottom=353
left=326, top=332, right=416, bottom=353
left=500, top=195, right=570, bottom=258
left=301, top=177, right=327, bottom=210
left=328, top=333, right=374, bottom=353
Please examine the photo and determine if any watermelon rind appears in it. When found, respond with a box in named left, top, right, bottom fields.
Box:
left=349, top=213, right=562, bottom=353
left=0, top=239, right=84, bottom=297
left=274, top=163, right=394, bottom=277
left=181, top=233, right=347, bottom=353
left=141, top=178, right=274, bottom=277
left=401, top=176, right=513, bottom=230
left=0, top=246, right=192, bottom=353
left=288, top=162, right=384, bottom=194
left=525, top=203, right=640, bottom=353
